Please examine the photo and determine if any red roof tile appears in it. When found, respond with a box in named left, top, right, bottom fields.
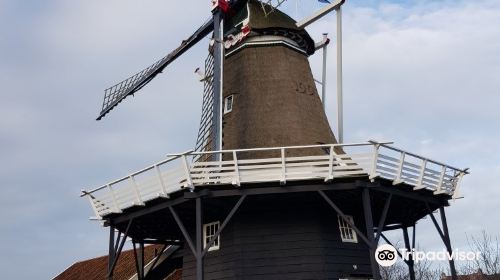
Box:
left=53, top=245, right=162, bottom=280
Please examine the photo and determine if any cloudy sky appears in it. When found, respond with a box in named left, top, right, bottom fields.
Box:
left=0, top=0, right=499, bottom=279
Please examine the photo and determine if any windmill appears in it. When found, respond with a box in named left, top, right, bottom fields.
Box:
left=81, top=1, right=468, bottom=280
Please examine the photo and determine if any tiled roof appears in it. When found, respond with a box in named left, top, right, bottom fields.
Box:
left=53, top=245, right=162, bottom=280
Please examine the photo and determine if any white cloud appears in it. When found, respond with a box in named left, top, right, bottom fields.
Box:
left=306, top=0, right=500, bottom=267
left=1, top=0, right=499, bottom=278
left=309, top=0, right=500, bottom=135
left=37, top=0, right=208, bottom=57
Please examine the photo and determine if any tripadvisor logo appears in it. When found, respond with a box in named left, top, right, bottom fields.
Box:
left=375, top=244, right=481, bottom=266
left=375, top=244, right=398, bottom=267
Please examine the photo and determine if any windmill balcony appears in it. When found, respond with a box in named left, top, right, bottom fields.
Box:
left=81, top=141, right=468, bottom=219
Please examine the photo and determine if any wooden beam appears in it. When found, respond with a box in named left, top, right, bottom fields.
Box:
left=375, top=194, right=392, bottom=244
left=362, top=188, right=380, bottom=280
left=108, top=225, right=115, bottom=280
left=202, top=195, right=247, bottom=256
left=440, top=207, right=457, bottom=280
left=108, top=219, right=133, bottom=278
left=403, top=227, right=416, bottom=280
left=196, top=198, right=203, bottom=280
left=169, top=206, right=196, bottom=256
left=318, top=190, right=373, bottom=249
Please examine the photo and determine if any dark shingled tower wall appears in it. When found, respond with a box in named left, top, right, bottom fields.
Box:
left=222, top=45, right=337, bottom=156
left=181, top=193, right=373, bottom=280
left=218, top=0, right=338, bottom=159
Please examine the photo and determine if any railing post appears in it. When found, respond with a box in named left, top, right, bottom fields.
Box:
left=232, top=151, right=241, bottom=187
left=434, top=166, right=447, bottom=195
left=129, top=175, right=145, bottom=206
left=107, top=184, right=121, bottom=213
left=326, top=145, right=335, bottom=182
left=154, top=165, right=169, bottom=198
left=393, top=152, right=406, bottom=185
left=452, top=171, right=465, bottom=200
left=414, top=159, right=427, bottom=190
left=280, top=148, right=286, bottom=185
left=369, top=144, right=381, bottom=181
left=181, top=155, right=194, bottom=190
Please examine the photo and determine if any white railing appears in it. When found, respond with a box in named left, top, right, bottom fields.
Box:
left=81, top=141, right=468, bottom=219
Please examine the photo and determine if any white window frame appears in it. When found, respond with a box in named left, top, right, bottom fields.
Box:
left=203, top=221, right=220, bottom=251
left=224, top=95, right=233, bottom=114
left=338, top=215, right=358, bottom=243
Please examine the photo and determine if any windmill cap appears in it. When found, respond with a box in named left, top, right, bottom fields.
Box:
left=224, top=0, right=316, bottom=55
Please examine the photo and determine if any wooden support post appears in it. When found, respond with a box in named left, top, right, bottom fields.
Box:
left=203, top=195, right=246, bottom=256
left=108, top=219, right=134, bottom=279
left=369, top=144, right=380, bottom=180
left=232, top=151, right=241, bottom=186
left=414, top=159, right=427, bottom=190
left=326, top=145, right=335, bottom=181
left=318, top=190, right=373, bottom=248
left=113, top=231, right=123, bottom=258
left=412, top=224, right=416, bottom=249
left=108, top=224, right=115, bottom=280
left=146, top=244, right=168, bottom=277
left=440, top=207, right=457, bottom=280
left=138, top=242, right=145, bottom=280
left=108, top=220, right=133, bottom=279
left=280, top=148, right=286, bottom=185
left=181, top=155, right=194, bottom=189
left=393, top=152, right=405, bottom=185
left=169, top=206, right=196, bottom=256
left=129, top=175, right=144, bottom=206
left=375, top=194, right=392, bottom=244
left=107, top=184, right=121, bottom=213
left=362, top=188, right=380, bottom=280
left=403, top=227, right=416, bottom=280
left=427, top=204, right=457, bottom=280
left=133, top=241, right=140, bottom=279
left=155, top=165, right=168, bottom=197
left=196, top=197, right=204, bottom=280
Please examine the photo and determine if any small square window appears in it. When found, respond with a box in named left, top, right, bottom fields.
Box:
left=338, top=215, right=358, bottom=243
left=224, top=95, right=233, bottom=114
left=203, top=221, right=220, bottom=251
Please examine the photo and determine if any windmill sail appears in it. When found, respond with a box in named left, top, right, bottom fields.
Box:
left=259, top=0, right=287, bottom=16
left=97, top=17, right=215, bottom=120
left=193, top=52, right=216, bottom=162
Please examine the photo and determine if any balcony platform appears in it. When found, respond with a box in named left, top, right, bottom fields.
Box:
left=81, top=141, right=468, bottom=221
left=100, top=179, right=455, bottom=242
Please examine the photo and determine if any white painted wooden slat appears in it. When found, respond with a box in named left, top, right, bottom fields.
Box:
left=400, top=165, right=421, bottom=176
left=236, top=157, right=282, bottom=164
left=285, top=154, right=330, bottom=160
left=400, top=171, right=440, bottom=187
left=284, top=162, right=329, bottom=168
left=370, top=144, right=381, bottom=180
left=400, top=161, right=454, bottom=180
left=326, top=145, right=335, bottom=181
left=376, top=165, right=398, bottom=175
left=378, top=154, right=400, bottom=163
left=378, top=157, right=400, bottom=167
left=192, top=160, right=234, bottom=167
left=332, top=170, right=369, bottom=176
left=238, top=164, right=284, bottom=170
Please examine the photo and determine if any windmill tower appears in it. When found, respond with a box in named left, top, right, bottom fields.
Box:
left=81, top=1, right=468, bottom=280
